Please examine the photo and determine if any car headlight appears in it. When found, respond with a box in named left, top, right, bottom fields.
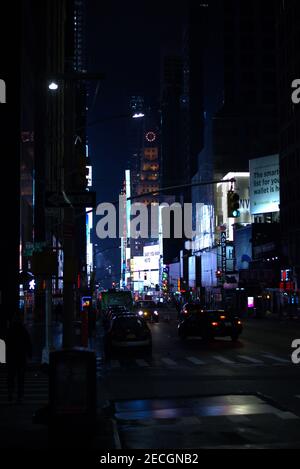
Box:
left=138, top=311, right=143, bottom=316
left=154, top=310, right=158, bottom=315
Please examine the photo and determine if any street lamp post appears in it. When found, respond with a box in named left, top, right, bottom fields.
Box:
left=48, top=72, right=104, bottom=350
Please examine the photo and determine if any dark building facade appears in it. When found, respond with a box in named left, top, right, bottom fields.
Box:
left=213, top=0, right=279, bottom=178
left=19, top=0, right=89, bottom=327
left=181, top=2, right=207, bottom=198
left=160, top=53, right=183, bottom=191
left=278, top=0, right=300, bottom=288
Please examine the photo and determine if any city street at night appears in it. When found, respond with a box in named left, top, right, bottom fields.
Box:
left=101, top=308, right=300, bottom=449
left=1, top=309, right=300, bottom=449
left=2, top=0, right=300, bottom=457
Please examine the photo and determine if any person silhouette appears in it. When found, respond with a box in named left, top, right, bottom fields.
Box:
left=6, top=313, right=32, bottom=403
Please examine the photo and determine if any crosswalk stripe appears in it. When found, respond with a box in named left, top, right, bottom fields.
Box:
left=161, top=358, right=177, bottom=366
left=213, top=355, right=236, bottom=364
left=261, top=353, right=290, bottom=364
left=237, top=355, right=264, bottom=364
left=135, top=359, right=150, bottom=367
left=0, top=400, right=48, bottom=405
left=186, top=356, right=206, bottom=365
left=276, top=411, right=300, bottom=420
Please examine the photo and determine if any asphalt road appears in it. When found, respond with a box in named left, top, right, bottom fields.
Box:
left=99, top=307, right=300, bottom=448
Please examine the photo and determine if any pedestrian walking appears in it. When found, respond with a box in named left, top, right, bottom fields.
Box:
left=6, top=314, right=32, bottom=403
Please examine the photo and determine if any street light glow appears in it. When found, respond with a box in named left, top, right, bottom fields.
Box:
left=48, top=81, right=59, bottom=90
left=132, top=112, right=145, bottom=119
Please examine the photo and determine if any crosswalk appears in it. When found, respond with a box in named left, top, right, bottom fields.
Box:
left=0, top=372, right=48, bottom=405
left=0, top=352, right=291, bottom=403
left=102, top=352, right=296, bottom=371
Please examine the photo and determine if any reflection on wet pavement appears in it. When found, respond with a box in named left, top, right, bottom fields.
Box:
left=115, top=394, right=300, bottom=449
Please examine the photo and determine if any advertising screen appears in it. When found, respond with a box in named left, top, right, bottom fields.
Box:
left=249, top=154, right=280, bottom=215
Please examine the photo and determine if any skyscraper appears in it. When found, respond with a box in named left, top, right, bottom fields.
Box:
left=212, top=0, right=279, bottom=178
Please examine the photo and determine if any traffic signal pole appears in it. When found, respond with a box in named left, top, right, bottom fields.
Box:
left=62, top=80, right=76, bottom=349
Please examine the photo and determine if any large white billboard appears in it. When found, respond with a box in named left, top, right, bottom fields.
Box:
left=249, top=154, right=280, bottom=215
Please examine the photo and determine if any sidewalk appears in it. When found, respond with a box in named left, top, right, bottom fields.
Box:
left=0, top=318, right=117, bottom=449
left=25, top=320, right=104, bottom=369
left=0, top=397, right=119, bottom=449
left=245, top=312, right=300, bottom=329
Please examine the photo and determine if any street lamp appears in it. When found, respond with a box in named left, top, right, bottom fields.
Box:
left=48, top=81, right=59, bottom=91
left=132, top=112, right=145, bottom=119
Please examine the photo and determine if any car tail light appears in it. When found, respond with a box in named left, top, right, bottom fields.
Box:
left=211, top=322, right=219, bottom=327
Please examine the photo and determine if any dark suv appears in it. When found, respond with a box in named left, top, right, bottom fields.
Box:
left=178, top=308, right=243, bottom=342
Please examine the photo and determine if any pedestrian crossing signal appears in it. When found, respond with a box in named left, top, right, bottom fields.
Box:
left=227, top=191, right=240, bottom=218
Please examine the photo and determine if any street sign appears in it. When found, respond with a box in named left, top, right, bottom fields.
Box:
left=220, top=231, right=227, bottom=282
left=24, top=241, right=49, bottom=257
left=45, top=191, right=96, bottom=208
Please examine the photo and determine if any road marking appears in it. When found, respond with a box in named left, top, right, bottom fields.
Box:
left=237, top=355, right=264, bottom=364
left=261, top=353, right=290, bottom=364
left=276, top=411, right=300, bottom=420
left=111, top=360, right=121, bottom=368
left=135, top=359, right=150, bottom=367
left=161, top=358, right=177, bottom=367
left=186, top=356, right=206, bottom=365
left=213, top=355, right=236, bottom=364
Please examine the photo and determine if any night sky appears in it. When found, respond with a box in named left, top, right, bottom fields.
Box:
left=86, top=0, right=184, bottom=282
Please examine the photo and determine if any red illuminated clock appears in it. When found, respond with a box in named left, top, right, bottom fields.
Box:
left=145, top=131, right=156, bottom=142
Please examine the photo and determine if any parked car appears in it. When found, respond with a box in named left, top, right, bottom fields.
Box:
left=178, top=308, right=243, bottom=342
left=133, top=300, right=160, bottom=322
left=103, top=313, right=152, bottom=355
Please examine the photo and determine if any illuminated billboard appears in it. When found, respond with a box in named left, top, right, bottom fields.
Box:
left=143, top=244, right=160, bottom=270
left=249, top=154, right=280, bottom=215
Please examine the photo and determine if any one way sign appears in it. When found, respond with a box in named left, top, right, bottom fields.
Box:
left=45, top=191, right=96, bottom=208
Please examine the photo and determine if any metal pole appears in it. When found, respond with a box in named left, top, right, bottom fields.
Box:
left=62, top=206, right=76, bottom=348
left=42, top=277, right=52, bottom=363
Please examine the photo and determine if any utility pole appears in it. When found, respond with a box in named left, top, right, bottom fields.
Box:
left=62, top=79, right=77, bottom=349
left=48, top=73, right=104, bottom=349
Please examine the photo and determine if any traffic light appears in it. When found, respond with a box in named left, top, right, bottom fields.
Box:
left=227, top=190, right=240, bottom=218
